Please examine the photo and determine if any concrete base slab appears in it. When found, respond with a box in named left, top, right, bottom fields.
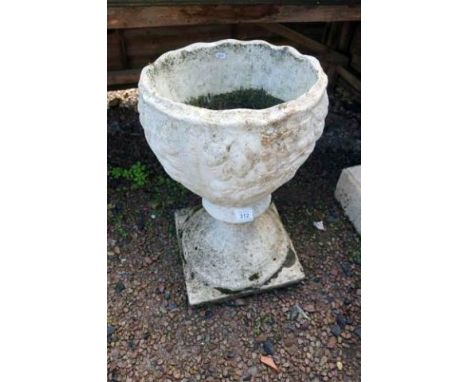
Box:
left=175, top=203, right=305, bottom=306
left=335, top=165, right=361, bottom=234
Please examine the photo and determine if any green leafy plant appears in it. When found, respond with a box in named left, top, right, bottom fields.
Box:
left=109, top=162, right=149, bottom=189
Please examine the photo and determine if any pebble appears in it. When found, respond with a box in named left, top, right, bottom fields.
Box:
left=144, top=257, right=152, bottom=265
left=137, top=214, right=146, bottom=231
left=107, top=324, right=115, bottom=343
left=107, top=324, right=115, bottom=336
left=114, top=280, right=125, bottom=294
left=226, top=298, right=247, bottom=307
left=303, top=303, right=315, bottom=312
left=340, top=261, right=352, bottom=277
left=354, top=327, right=361, bottom=338
left=336, top=314, right=349, bottom=328
left=262, top=339, right=274, bottom=355
left=327, top=336, right=337, bottom=348
left=242, top=366, right=258, bottom=381
left=331, top=325, right=342, bottom=337
left=164, top=291, right=171, bottom=300
left=204, top=309, right=213, bottom=319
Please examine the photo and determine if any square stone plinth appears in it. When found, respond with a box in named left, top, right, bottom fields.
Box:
left=175, top=203, right=305, bottom=306
left=335, top=165, right=361, bottom=234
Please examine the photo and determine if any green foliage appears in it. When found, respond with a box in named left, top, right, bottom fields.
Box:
left=109, top=162, right=149, bottom=189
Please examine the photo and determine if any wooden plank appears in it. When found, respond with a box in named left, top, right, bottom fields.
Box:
left=108, top=1, right=360, bottom=6
left=258, top=23, right=348, bottom=65
left=324, top=21, right=341, bottom=49
left=108, top=40, right=344, bottom=87
left=108, top=5, right=361, bottom=29
left=123, top=30, right=248, bottom=58
left=337, top=21, right=353, bottom=51
left=122, top=24, right=232, bottom=39
left=116, top=30, right=129, bottom=68
left=350, top=53, right=360, bottom=73
left=108, top=69, right=141, bottom=86
left=335, top=65, right=360, bottom=91
left=108, top=31, right=125, bottom=70
left=349, top=23, right=360, bottom=55
left=121, top=35, right=342, bottom=73
left=325, top=63, right=338, bottom=89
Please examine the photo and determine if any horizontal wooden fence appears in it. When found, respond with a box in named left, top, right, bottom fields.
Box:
left=107, top=2, right=360, bottom=93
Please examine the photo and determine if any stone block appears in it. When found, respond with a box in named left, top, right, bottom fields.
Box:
left=335, top=165, right=361, bottom=234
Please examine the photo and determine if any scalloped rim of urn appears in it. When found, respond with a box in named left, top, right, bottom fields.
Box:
left=138, top=39, right=328, bottom=124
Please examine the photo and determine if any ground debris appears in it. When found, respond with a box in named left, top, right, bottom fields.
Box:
left=313, top=220, right=326, bottom=231
left=288, top=304, right=311, bottom=321
left=260, top=355, right=279, bottom=372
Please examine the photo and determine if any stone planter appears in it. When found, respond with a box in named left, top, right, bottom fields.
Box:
left=138, top=39, right=328, bottom=305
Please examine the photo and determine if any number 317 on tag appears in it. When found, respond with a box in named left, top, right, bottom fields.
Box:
left=236, top=209, right=254, bottom=222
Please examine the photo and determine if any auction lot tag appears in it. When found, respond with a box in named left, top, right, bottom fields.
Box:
left=235, top=208, right=254, bottom=223
left=215, top=51, right=227, bottom=60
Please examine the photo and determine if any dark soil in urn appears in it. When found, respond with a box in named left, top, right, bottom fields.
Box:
left=188, top=88, right=284, bottom=110
left=107, top=85, right=361, bottom=381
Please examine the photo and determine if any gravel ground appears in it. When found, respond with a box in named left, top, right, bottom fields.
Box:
left=107, top=86, right=361, bottom=382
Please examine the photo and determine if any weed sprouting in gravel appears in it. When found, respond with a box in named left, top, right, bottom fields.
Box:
left=109, top=162, right=149, bottom=189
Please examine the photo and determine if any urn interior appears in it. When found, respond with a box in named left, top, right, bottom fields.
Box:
left=145, top=41, right=320, bottom=107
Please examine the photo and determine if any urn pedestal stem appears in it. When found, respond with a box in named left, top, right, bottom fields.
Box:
left=202, top=194, right=272, bottom=224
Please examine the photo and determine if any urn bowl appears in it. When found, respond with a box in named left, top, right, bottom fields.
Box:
left=138, top=39, right=328, bottom=223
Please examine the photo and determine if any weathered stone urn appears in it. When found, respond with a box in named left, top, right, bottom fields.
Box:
left=138, top=39, right=328, bottom=305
